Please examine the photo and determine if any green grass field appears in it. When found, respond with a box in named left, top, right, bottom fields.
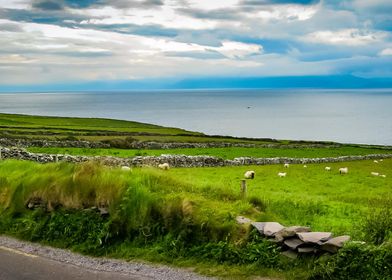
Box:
left=27, top=146, right=392, bottom=159
left=0, top=113, right=280, bottom=144
left=0, top=159, right=391, bottom=279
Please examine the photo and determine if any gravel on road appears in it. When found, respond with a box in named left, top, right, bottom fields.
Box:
left=0, top=235, right=215, bottom=280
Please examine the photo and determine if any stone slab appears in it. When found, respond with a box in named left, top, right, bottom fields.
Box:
left=251, top=222, right=266, bottom=234
left=297, top=232, right=332, bottom=245
left=275, top=226, right=311, bottom=242
left=263, top=222, right=285, bottom=237
left=281, top=250, right=298, bottom=259
left=321, top=235, right=350, bottom=253
left=284, top=238, right=305, bottom=250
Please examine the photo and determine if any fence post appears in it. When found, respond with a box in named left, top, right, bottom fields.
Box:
left=0, top=146, right=2, bottom=160
left=240, top=179, right=247, bottom=198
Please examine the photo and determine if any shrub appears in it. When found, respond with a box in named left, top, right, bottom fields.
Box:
left=310, top=242, right=392, bottom=280
left=361, top=206, right=392, bottom=245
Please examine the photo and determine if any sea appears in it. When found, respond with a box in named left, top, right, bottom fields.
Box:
left=0, top=89, right=391, bottom=145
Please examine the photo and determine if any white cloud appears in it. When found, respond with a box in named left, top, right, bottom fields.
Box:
left=186, top=0, right=240, bottom=10
left=76, top=4, right=220, bottom=30
left=249, top=3, right=319, bottom=22
left=0, top=54, right=36, bottom=64
left=212, top=41, right=262, bottom=59
left=379, top=48, right=392, bottom=56
left=0, top=0, right=30, bottom=9
left=303, top=29, right=388, bottom=46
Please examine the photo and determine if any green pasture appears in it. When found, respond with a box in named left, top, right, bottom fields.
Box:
left=0, top=159, right=391, bottom=279
left=27, top=146, right=392, bottom=159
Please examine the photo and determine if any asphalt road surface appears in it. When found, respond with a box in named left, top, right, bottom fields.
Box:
left=0, top=246, right=149, bottom=280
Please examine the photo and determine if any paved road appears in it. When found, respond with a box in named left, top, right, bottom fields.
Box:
left=0, top=246, right=149, bottom=280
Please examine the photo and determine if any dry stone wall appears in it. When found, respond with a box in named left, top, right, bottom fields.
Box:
left=0, top=137, right=350, bottom=149
left=1, top=147, right=392, bottom=168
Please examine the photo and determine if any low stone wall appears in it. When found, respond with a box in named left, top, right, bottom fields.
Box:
left=1, top=147, right=392, bottom=168
left=0, top=138, right=110, bottom=148
left=0, top=137, right=348, bottom=149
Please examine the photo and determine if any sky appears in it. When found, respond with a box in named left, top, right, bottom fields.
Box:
left=0, top=0, right=391, bottom=88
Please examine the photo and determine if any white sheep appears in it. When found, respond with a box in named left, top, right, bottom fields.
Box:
left=158, top=163, right=170, bottom=170
left=284, top=163, right=290, bottom=168
left=374, top=160, right=379, bottom=163
left=244, top=170, right=255, bottom=179
left=278, top=172, right=287, bottom=177
left=371, top=172, right=379, bottom=176
left=121, top=166, right=131, bottom=171
left=339, top=167, right=348, bottom=174
left=380, top=159, right=383, bottom=162
left=380, top=174, right=386, bottom=178
left=325, top=167, right=331, bottom=171
left=303, top=165, right=307, bottom=168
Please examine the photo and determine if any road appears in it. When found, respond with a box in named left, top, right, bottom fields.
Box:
left=0, top=246, right=149, bottom=280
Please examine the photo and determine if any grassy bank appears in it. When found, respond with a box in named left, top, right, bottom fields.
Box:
left=0, top=159, right=391, bottom=279
left=27, top=146, right=392, bottom=159
left=0, top=113, right=280, bottom=144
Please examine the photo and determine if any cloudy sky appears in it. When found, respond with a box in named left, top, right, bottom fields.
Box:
left=0, top=0, right=391, bottom=87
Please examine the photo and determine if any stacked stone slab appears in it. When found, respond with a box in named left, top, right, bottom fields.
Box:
left=237, top=219, right=351, bottom=258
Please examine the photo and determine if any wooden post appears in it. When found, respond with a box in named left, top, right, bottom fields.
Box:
left=0, top=146, right=2, bottom=160
left=240, top=179, right=247, bottom=198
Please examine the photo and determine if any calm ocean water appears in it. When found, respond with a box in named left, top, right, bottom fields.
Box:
left=0, top=89, right=391, bottom=145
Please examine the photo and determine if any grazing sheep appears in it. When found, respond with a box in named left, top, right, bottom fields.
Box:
left=303, top=165, right=307, bottom=168
left=380, top=159, right=383, bottom=162
left=380, top=174, right=386, bottom=178
left=121, top=166, right=131, bottom=171
left=244, top=170, right=255, bottom=179
left=158, top=163, right=170, bottom=170
left=371, top=172, right=379, bottom=176
left=325, top=166, right=331, bottom=171
left=278, top=172, right=287, bottom=177
left=374, top=160, right=379, bottom=163
left=339, top=167, right=348, bottom=174
left=284, top=163, right=290, bottom=168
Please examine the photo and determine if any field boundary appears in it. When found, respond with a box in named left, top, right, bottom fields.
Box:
left=1, top=147, right=392, bottom=167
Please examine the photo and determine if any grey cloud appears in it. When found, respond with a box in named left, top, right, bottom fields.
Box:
left=164, top=50, right=225, bottom=59
left=241, top=0, right=319, bottom=5
left=32, top=1, right=63, bottom=11
left=0, top=23, right=23, bottom=32
left=176, top=7, right=240, bottom=20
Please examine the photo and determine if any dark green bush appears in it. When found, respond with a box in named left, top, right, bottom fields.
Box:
left=361, top=207, right=392, bottom=245
left=310, top=242, right=392, bottom=280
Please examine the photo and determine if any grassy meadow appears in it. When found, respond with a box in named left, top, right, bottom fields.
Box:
left=0, top=158, right=391, bottom=279
left=28, top=145, right=392, bottom=159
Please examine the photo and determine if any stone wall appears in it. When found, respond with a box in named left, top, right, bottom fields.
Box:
left=1, top=147, right=391, bottom=168
left=0, top=138, right=110, bottom=148
left=0, top=137, right=349, bottom=149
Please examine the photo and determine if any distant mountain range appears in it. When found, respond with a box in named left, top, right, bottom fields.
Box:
left=1, top=75, right=391, bottom=92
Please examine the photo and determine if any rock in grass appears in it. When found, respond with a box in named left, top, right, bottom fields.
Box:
left=263, top=222, right=285, bottom=237
left=26, top=197, right=45, bottom=210
left=321, top=235, right=350, bottom=253
left=284, top=237, right=305, bottom=250
left=236, top=216, right=252, bottom=225
left=275, top=226, right=311, bottom=242
left=298, top=247, right=317, bottom=254
left=297, top=232, right=332, bottom=245
left=251, top=222, right=266, bottom=234
left=98, top=207, right=109, bottom=217
left=281, top=250, right=298, bottom=259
